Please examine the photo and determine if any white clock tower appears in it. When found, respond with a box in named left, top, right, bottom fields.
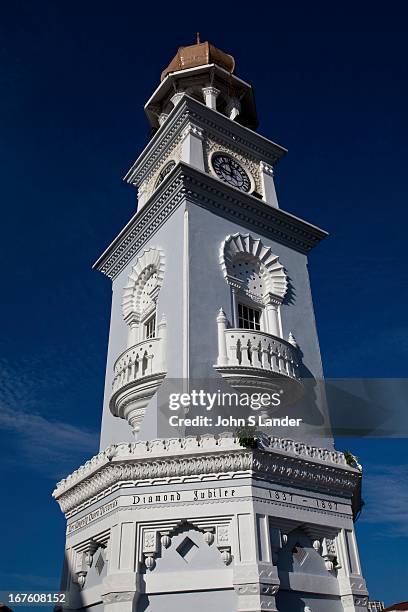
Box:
left=54, top=38, right=369, bottom=612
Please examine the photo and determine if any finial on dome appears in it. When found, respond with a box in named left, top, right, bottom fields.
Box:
left=196, top=32, right=201, bottom=44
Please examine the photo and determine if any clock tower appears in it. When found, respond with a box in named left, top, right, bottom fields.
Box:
left=53, top=39, right=369, bottom=612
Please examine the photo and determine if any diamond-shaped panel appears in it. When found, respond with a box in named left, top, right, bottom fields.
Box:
left=95, top=551, right=105, bottom=575
left=176, top=537, right=198, bottom=563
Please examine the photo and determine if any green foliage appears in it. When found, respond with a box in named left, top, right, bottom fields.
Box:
left=344, top=450, right=358, bottom=466
left=236, top=425, right=258, bottom=449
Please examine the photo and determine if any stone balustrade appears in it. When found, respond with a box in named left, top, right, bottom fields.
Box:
left=109, top=316, right=167, bottom=435
left=218, top=328, right=300, bottom=381
left=112, top=337, right=165, bottom=394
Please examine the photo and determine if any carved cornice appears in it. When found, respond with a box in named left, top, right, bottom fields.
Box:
left=53, top=434, right=357, bottom=517
left=124, top=96, right=286, bottom=187
left=93, top=164, right=327, bottom=279
left=182, top=167, right=327, bottom=253
left=93, top=171, right=186, bottom=278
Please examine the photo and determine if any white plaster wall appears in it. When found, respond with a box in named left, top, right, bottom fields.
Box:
left=99, top=204, right=186, bottom=449
left=98, top=190, right=332, bottom=449
left=137, top=589, right=236, bottom=612
left=187, top=201, right=332, bottom=447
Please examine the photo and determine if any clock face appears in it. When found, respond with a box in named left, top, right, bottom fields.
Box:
left=156, top=160, right=176, bottom=186
left=211, top=153, right=251, bottom=192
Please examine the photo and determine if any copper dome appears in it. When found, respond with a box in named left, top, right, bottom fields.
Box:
left=161, top=40, right=235, bottom=81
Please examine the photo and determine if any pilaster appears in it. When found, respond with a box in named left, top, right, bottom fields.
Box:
left=336, top=528, right=369, bottom=611
left=232, top=514, right=281, bottom=612
left=181, top=124, right=205, bottom=170
left=260, top=161, right=279, bottom=208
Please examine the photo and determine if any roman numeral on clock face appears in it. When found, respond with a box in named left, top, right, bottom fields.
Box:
left=211, top=153, right=251, bottom=192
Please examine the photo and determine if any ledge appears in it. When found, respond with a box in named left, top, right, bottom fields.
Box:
left=124, top=95, right=287, bottom=187
left=52, top=434, right=358, bottom=517
left=93, top=163, right=328, bottom=279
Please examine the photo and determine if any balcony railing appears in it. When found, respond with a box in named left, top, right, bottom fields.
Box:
left=214, top=310, right=303, bottom=402
left=110, top=316, right=167, bottom=436
left=112, top=337, right=165, bottom=394
left=220, top=329, right=300, bottom=380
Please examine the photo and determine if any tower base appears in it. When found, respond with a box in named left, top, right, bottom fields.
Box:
left=53, top=434, right=368, bottom=612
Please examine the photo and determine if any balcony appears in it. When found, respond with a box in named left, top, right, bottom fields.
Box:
left=109, top=323, right=166, bottom=435
left=214, top=312, right=303, bottom=405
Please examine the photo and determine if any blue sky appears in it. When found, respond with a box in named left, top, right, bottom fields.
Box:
left=0, top=2, right=407, bottom=607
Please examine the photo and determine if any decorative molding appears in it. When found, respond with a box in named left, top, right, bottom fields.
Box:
left=94, top=171, right=186, bottom=279
left=220, top=232, right=288, bottom=299
left=205, top=140, right=261, bottom=194
left=144, top=146, right=182, bottom=201
left=54, top=434, right=348, bottom=498
left=93, top=164, right=327, bottom=280
left=202, top=86, right=221, bottom=96
left=101, top=592, right=135, bottom=604
left=123, top=96, right=286, bottom=188
left=138, top=516, right=233, bottom=571
left=122, top=247, right=165, bottom=321
left=321, top=536, right=338, bottom=571
left=124, top=105, right=192, bottom=185
left=53, top=435, right=356, bottom=516
left=181, top=123, right=204, bottom=141
left=260, top=161, right=275, bottom=177
left=341, top=594, right=369, bottom=607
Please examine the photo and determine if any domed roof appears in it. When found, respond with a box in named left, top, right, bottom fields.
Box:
left=161, top=37, right=235, bottom=81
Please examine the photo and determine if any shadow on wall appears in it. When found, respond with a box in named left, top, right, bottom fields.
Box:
left=276, top=528, right=343, bottom=612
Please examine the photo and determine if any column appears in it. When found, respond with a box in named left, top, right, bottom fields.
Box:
left=157, top=314, right=167, bottom=371
left=202, top=86, right=220, bottom=110
left=264, top=295, right=282, bottom=337
left=127, top=318, right=139, bottom=348
left=171, top=91, right=185, bottom=109
left=217, top=308, right=228, bottom=366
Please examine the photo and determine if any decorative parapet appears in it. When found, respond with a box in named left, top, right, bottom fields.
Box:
left=53, top=434, right=355, bottom=517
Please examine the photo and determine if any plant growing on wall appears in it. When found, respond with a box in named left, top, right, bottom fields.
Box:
left=236, top=425, right=258, bottom=449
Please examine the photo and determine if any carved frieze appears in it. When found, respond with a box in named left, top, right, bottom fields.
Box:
left=94, top=164, right=327, bottom=279
left=54, top=435, right=358, bottom=516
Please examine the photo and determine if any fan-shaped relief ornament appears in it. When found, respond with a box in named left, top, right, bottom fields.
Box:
left=220, top=233, right=288, bottom=301
left=122, top=248, right=165, bottom=323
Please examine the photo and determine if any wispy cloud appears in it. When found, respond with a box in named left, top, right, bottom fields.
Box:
left=361, top=463, right=408, bottom=537
left=0, top=403, right=98, bottom=479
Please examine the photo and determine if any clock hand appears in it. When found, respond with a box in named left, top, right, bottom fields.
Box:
left=221, top=164, right=233, bottom=177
